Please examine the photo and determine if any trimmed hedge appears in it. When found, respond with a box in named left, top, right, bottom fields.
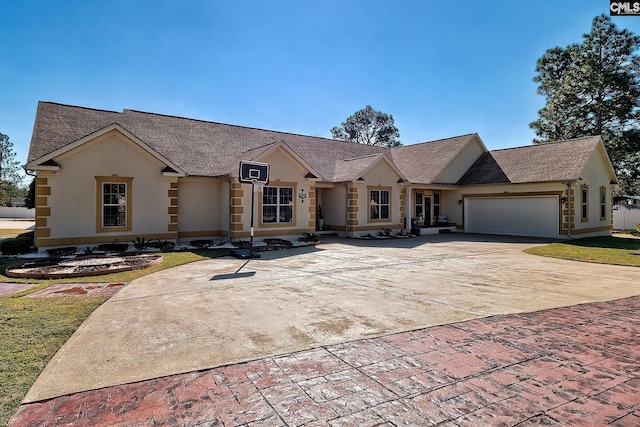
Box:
left=1, top=231, right=34, bottom=255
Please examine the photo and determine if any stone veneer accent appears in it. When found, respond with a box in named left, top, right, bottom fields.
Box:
left=35, top=176, right=51, bottom=242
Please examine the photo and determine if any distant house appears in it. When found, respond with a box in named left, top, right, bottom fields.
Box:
left=10, top=197, right=26, bottom=207
left=25, top=101, right=618, bottom=250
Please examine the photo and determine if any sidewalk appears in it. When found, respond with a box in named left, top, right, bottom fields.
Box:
left=10, top=296, right=640, bottom=426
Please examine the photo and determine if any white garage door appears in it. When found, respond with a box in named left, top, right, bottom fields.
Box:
left=465, top=196, right=559, bottom=238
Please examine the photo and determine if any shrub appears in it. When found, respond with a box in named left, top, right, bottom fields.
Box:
left=97, top=243, right=129, bottom=253
left=46, top=247, right=77, bottom=257
left=190, top=239, right=213, bottom=248
left=634, top=223, right=640, bottom=236
left=0, top=231, right=34, bottom=255
left=1, top=239, right=31, bottom=255
left=148, top=240, right=176, bottom=252
left=16, top=231, right=34, bottom=244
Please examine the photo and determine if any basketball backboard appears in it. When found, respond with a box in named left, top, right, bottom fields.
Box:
left=239, top=161, right=270, bottom=184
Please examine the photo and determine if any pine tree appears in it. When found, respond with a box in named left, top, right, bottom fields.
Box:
left=530, top=15, right=640, bottom=194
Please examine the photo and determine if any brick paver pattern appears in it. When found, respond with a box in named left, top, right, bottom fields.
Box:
left=10, top=296, right=640, bottom=426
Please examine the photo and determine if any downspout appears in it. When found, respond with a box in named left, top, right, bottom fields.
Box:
left=227, top=176, right=233, bottom=242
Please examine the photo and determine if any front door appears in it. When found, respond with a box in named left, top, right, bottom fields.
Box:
left=415, top=192, right=431, bottom=226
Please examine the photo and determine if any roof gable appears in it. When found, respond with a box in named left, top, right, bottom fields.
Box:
left=457, top=136, right=609, bottom=185
left=235, top=140, right=322, bottom=180
left=26, top=123, right=186, bottom=176
left=389, top=134, right=482, bottom=184
left=332, top=153, right=407, bottom=182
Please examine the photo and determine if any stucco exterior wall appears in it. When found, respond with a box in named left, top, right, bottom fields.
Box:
left=37, top=131, right=174, bottom=247
left=570, top=149, right=615, bottom=236
left=178, top=178, right=224, bottom=237
left=231, top=148, right=315, bottom=238
left=320, top=185, right=346, bottom=232
left=350, top=161, right=403, bottom=235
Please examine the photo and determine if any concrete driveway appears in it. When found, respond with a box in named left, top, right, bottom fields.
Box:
left=24, top=234, right=640, bottom=403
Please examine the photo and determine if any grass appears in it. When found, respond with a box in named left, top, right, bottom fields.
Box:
left=0, top=246, right=230, bottom=427
left=0, top=229, right=33, bottom=239
left=524, top=236, right=640, bottom=267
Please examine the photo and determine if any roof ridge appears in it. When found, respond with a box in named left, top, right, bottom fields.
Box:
left=399, top=133, right=477, bottom=148
left=122, top=108, right=342, bottom=143
left=40, top=101, right=121, bottom=115
left=341, top=153, right=383, bottom=162
left=490, top=136, right=600, bottom=153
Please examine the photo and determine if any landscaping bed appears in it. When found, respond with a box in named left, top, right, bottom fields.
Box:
left=5, top=254, right=163, bottom=279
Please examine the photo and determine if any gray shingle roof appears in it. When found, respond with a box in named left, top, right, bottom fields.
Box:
left=389, top=134, right=478, bottom=184
left=457, top=136, right=602, bottom=185
left=28, top=102, right=387, bottom=180
left=332, top=154, right=385, bottom=182
left=28, top=102, right=605, bottom=186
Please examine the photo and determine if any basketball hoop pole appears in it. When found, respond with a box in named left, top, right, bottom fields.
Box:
left=236, top=161, right=269, bottom=259
left=250, top=181, right=255, bottom=257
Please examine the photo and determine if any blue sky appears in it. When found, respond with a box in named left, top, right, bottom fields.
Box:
left=1, top=1, right=638, bottom=181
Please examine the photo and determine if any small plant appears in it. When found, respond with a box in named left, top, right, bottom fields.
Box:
left=233, top=240, right=251, bottom=249
left=189, top=239, right=213, bottom=249
left=299, top=232, right=320, bottom=242
left=317, top=205, right=324, bottom=219
left=46, top=247, right=77, bottom=257
left=148, top=240, right=176, bottom=252
left=634, top=223, right=640, bottom=236
left=132, top=237, right=150, bottom=253
left=98, top=242, right=129, bottom=253
left=378, top=228, right=392, bottom=237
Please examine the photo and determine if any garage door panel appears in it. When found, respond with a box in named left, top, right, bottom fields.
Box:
left=465, top=197, right=558, bottom=238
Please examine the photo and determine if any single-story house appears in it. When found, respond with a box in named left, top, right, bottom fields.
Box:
left=25, top=101, right=618, bottom=250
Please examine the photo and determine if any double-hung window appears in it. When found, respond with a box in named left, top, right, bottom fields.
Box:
left=581, top=185, right=589, bottom=222
left=262, top=186, right=293, bottom=224
left=95, top=176, right=132, bottom=232
left=369, top=188, right=390, bottom=220
left=600, top=187, right=607, bottom=220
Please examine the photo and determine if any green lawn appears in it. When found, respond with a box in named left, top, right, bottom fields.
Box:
left=0, top=248, right=229, bottom=427
left=524, top=236, right=640, bottom=267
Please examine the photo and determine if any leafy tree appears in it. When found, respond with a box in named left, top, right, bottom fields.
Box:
left=25, top=177, right=36, bottom=209
left=530, top=14, right=640, bottom=195
left=331, top=105, right=401, bottom=147
left=0, top=132, right=26, bottom=206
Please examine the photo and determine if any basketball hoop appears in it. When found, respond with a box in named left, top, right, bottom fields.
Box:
left=237, top=161, right=270, bottom=259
